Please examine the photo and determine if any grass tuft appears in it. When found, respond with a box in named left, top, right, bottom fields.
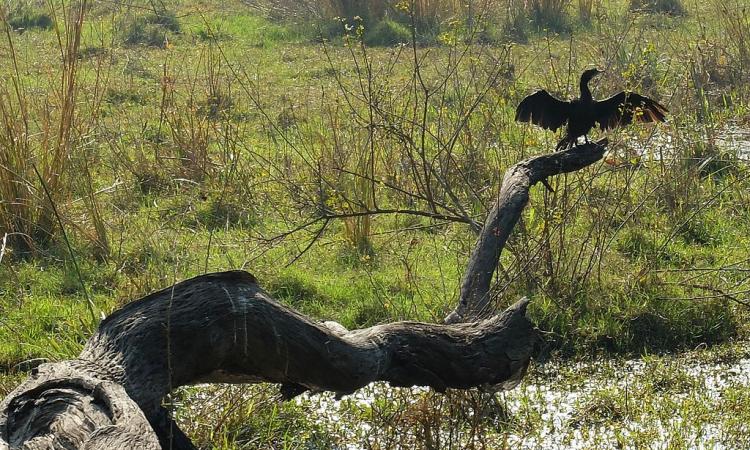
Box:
left=364, top=19, right=412, bottom=46
left=121, top=8, right=180, bottom=47
left=5, top=2, right=52, bottom=32
left=629, top=0, right=686, bottom=16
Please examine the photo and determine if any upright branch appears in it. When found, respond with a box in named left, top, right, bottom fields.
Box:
left=445, top=139, right=608, bottom=323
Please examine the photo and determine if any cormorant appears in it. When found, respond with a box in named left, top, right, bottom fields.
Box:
left=515, top=68, right=668, bottom=151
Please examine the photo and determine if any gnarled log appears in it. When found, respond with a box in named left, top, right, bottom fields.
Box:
left=1, top=271, right=535, bottom=449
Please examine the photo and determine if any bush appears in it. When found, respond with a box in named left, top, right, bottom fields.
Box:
left=626, top=299, right=736, bottom=352
left=363, top=18, right=412, bottom=46
left=6, top=3, right=53, bottom=32
left=530, top=0, right=572, bottom=32
left=629, top=0, right=686, bottom=16
left=480, top=12, right=529, bottom=44
left=121, top=9, right=180, bottom=47
left=194, top=195, right=257, bottom=231
left=196, top=28, right=232, bottom=42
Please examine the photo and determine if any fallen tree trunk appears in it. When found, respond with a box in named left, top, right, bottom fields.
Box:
left=1, top=271, right=534, bottom=449
left=1, top=141, right=608, bottom=449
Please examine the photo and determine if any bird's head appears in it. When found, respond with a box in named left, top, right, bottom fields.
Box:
left=581, top=68, right=604, bottom=83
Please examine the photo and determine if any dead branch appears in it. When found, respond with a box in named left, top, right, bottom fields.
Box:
left=445, top=139, right=608, bottom=323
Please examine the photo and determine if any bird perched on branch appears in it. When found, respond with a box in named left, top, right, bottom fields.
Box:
left=515, top=68, right=668, bottom=151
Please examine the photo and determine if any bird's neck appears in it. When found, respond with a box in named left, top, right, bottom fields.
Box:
left=580, top=78, right=593, bottom=102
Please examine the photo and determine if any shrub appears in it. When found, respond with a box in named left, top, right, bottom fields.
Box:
left=250, top=0, right=459, bottom=43
left=629, top=0, right=686, bottom=16
left=530, top=0, right=572, bottom=32
left=494, top=9, right=530, bottom=43
left=6, top=3, right=53, bottom=32
left=146, top=9, right=180, bottom=32
left=196, top=28, right=232, bottom=42
left=194, top=195, right=257, bottom=231
left=578, top=0, right=595, bottom=24
left=121, top=9, right=180, bottom=47
left=484, top=1, right=530, bottom=43
left=626, top=299, right=736, bottom=352
left=364, top=18, right=412, bottom=46
left=0, top=1, right=88, bottom=256
left=715, top=0, right=750, bottom=79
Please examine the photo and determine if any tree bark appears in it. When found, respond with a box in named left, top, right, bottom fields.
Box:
left=445, top=139, right=608, bottom=323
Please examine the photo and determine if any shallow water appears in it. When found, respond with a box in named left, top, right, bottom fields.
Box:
left=717, top=125, right=750, bottom=159
left=502, top=347, right=750, bottom=449
left=615, top=124, right=750, bottom=164
left=177, top=342, right=750, bottom=448
left=293, top=342, right=750, bottom=449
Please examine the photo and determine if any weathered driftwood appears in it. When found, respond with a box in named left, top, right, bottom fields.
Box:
left=0, top=141, right=607, bottom=449
left=445, top=139, right=608, bottom=323
left=1, top=272, right=534, bottom=449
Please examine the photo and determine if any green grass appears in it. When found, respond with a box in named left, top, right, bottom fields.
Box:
left=190, top=12, right=310, bottom=47
left=1, top=0, right=747, bottom=358
left=5, top=3, right=53, bottom=32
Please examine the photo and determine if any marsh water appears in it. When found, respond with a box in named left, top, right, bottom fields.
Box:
left=277, top=342, right=750, bottom=449
left=718, top=126, right=750, bottom=160
left=642, top=125, right=750, bottom=161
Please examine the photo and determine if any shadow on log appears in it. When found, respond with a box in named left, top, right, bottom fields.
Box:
left=0, top=140, right=608, bottom=449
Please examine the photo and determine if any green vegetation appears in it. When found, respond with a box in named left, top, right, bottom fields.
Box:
left=364, top=18, right=412, bottom=46
left=171, top=342, right=750, bottom=448
left=1, top=0, right=750, bottom=447
left=120, top=8, right=181, bottom=47
left=629, top=0, right=687, bottom=16
left=5, top=1, right=53, bottom=32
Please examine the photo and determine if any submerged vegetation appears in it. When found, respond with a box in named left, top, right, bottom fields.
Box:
left=1, top=0, right=749, bottom=447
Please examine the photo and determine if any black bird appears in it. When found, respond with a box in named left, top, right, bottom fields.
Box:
left=515, top=68, right=668, bottom=151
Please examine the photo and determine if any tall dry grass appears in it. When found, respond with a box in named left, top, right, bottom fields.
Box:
left=528, top=0, right=571, bottom=29
left=0, top=1, right=108, bottom=257
left=714, top=0, right=750, bottom=80
left=578, top=0, right=595, bottom=23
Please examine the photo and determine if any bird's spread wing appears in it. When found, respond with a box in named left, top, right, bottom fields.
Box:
left=595, top=91, right=668, bottom=130
left=515, top=90, right=571, bottom=132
